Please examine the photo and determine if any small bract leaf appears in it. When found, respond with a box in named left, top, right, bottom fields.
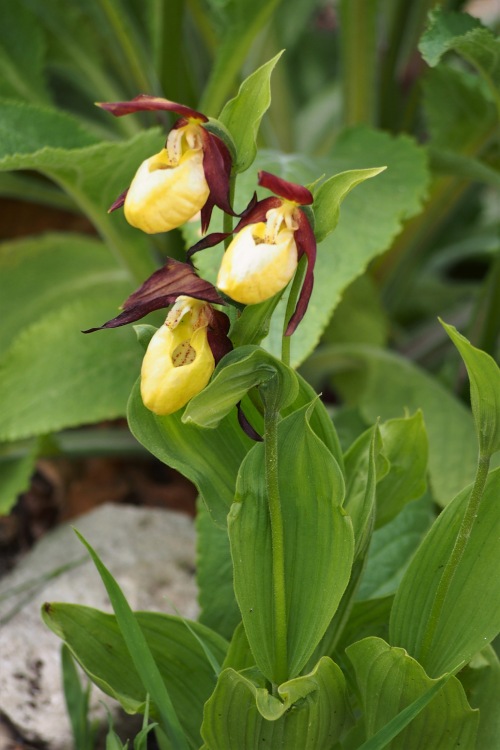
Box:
left=313, top=167, right=386, bottom=243
left=183, top=345, right=299, bottom=429
left=441, top=320, right=500, bottom=458
left=219, top=51, right=284, bottom=173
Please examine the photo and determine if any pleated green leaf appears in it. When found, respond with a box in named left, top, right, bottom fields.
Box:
left=376, top=411, right=428, bottom=528
left=201, top=657, right=348, bottom=749
left=442, top=321, right=500, bottom=458
left=461, top=646, right=500, bottom=747
left=347, top=637, right=478, bottom=749
left=196, top=500, right=240, bottom=639
left=128, top=379, right=254, bottom=526
left=302, top=344, right=477, bottom=507
left=184, top=345, right=299, bottom=429
left=0, top=293, right=141, bottom=442
left=229, top=402, right=354, bottom=682
left=390, top=466, right=500, bottom=677
left=43, top=603, right=227, bottom=748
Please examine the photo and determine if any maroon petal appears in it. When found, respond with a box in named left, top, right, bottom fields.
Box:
left=187, top=232, right=232, bottom=261
left=97, top=95, right=207, bottom=121
left=207, top=309, right=233, bottom=364
left=258, top=171, right=313, bottom=206
left=237, top=402, right=263, bottom=442
left=108, top=187, right=128, bottom=214
left=199, top=129, right=235, bottom=232
left=83, top=258, right=224, bottom=332
left=285, top=210, right=316, bottom=335
left=187, top=196, right=282, bottom=260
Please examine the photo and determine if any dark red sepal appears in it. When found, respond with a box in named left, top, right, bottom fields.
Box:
left=258, top=171, right=313, bottom=206
left=237, top=402, right=263, bottom=442
left=97, top=95, right=207, bottom=122
left=199, top=129, right=235, bottom=232
left=187, top=232, right=231, bottom=261
left=285, top=209, right=316, bottom=335
left=207, top=309, right=233, bottom=365
left=83, top=258, right=224, bottom=332
left=108, top=188, right=128, bottom=214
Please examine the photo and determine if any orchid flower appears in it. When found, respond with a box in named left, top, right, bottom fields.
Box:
left=84, top=259, right=231, bottom=415
left=189, top=171, right=316, bottom=335
left=99, top=95, right=234, bottom=234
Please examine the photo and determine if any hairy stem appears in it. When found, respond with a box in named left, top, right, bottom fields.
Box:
left=264, top=402, right=288, bottom=684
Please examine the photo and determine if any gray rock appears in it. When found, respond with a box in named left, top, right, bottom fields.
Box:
left=0, top=504, right=198, bottom=749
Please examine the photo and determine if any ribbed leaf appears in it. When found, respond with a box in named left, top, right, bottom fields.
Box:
left=201, top=657, right=347, bottom=749
left=442, top=321, right=500, bottom=458
left=128, top=378, right=254, bottom=527
left=347, top=637, right=478, bottom=749
left=229, top=402, right=354, bottom=681
left=390, top=467, right=500, bottom=677
left=43, top=602, right=227, bottom=748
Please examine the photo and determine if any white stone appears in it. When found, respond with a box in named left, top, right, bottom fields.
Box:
left=0, top=504, right=198, bottom=749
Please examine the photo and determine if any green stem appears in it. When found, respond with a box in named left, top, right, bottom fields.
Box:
left=420, top=451, right=491, bottom=663
left=264, top=403, right=288, bottom=685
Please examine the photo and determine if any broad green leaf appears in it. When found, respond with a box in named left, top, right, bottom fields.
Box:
left=0, top=4, right=50, bottom=104
left=0, top=99, right=98, bottom=154
left=43, top=602, right=227, bottom=748
left=442, top=321, right=500, bottom=458
left=221, top=622, right=255, bottom=673
left=229, top=402, right=354, bottom=682
left=201, top=657, right=347, bottom=749
left=343, top=425, right=384, bottom=557
left=196, top=500, right=240, bottom=639
left=313, top=167, right=386, bottom=243
left=423, top=66, right=497, bottom=152
left=304, top=426, right=380, bottom=667
left=390, top=466, right=500, bottom=677
left=219, top=52, right=284, bottom=173
left=0, top=292, right=140, bottom=441
left=419, top=9, right=481, bottom=67
left=0, top=105, right=159, bottom=283
left=358, top=494, right=435, bottom=601
left=184, top=345, right=299, bottom=428
left=302, top=344, right=477, bottom=506
left=128, top=379, right=254, bottom=526
left=0, top=438, right=38, bottom=515
left=347, top=637, right=478, bottom=749
left=0, top=233, right=130, bottom=353
left=461, top=646, right=500, bottom=748
left=420, top=10, right=500, bottom=107
left=322, top=274, right=388, bottom=348
left=73, top=532, right=189, bottom=748
left=376, top=412, right=428, bottom=528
